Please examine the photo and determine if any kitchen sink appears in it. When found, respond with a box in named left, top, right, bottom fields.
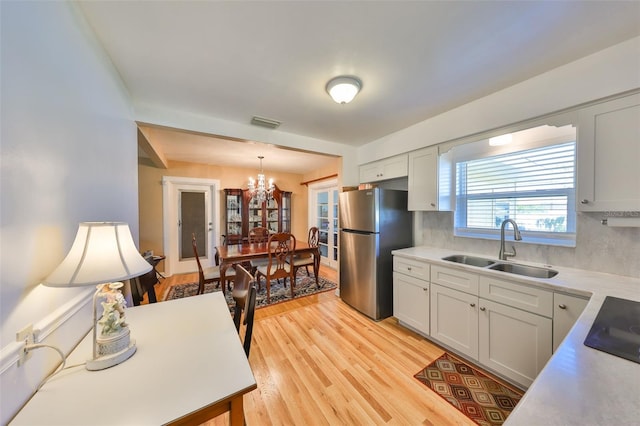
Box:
left=488, top=262, right=558, bottom=279
left=442, top=255, right=496, bottom=267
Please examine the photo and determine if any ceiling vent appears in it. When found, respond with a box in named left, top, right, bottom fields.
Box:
left=251, top=116, right=281, bottom=129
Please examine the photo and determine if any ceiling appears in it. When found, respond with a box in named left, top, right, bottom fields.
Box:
left=78, top=1, right=640, bottom=172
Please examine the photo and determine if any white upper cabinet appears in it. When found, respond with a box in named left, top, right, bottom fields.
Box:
left=359, top=154, right=408, bottom=183
left=577, top=93, right=640, bottom=212
left=408, top=146, right=438, bottom=211
left=408, top=146, right=451, bottom=211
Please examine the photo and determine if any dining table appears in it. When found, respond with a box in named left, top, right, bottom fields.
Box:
left=10, top=292, right=256, bottom=426
left=216, top=241, right=320, bottom=290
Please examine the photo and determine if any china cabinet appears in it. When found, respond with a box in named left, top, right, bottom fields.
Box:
left=224, top=185, right=292, bottom=244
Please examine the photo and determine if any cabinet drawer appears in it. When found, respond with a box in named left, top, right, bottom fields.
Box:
left=431, top=265, right=479, bottom=295
left=393, top=256, right=430, bottom=281
left=479, top=276, right=553, bottom=317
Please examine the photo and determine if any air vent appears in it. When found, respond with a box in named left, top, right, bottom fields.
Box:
left=251, top=116, right=281, bottom=129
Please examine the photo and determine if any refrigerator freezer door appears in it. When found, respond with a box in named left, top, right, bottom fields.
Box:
left=340, top=230, right=379, bottom=319
left=339, top=190, right=378, bottom=233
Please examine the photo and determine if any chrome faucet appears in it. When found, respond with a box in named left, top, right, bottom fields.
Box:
left=499, top=219, right=522, bottom=260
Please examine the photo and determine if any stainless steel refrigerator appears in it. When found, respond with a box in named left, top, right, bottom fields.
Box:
left=339, top=188, right=413, bottom=320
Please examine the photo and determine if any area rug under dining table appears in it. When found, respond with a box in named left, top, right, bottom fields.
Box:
left=163, top=269, right=337, bottom=309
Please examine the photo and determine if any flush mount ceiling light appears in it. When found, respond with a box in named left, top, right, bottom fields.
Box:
left=326, top=76, right=362, bottom=104
left=489, top=134, right=513, bottom=146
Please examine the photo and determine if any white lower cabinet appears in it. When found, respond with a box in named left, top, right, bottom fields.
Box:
left=393, top=272, right=430, bottom=335
left=478, top=298, right=552, bottom=388
left=553, top=292, right=589, bottom=352
left=393, top=256, right=586, bottom=389
left=430, top=284, right=479, bottom=359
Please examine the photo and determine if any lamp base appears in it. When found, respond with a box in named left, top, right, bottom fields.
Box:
left=86, top=328, right=137, bottom=371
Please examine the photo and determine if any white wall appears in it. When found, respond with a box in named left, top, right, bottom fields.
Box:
left=0, top=2, right=138, bottom=423
left=358, top=36, right=640, bottom=164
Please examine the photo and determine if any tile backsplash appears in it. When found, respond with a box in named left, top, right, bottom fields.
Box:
left=416, top=211, right=639, bottom=278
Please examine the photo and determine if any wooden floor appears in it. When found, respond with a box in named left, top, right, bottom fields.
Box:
left=147, top=267, right=474, bottom=426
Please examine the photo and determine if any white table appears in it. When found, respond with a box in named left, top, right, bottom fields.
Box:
left=11, top=292, right=257, bottom=425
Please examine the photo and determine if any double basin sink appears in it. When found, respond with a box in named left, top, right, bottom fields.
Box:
left=442, top=254, right=558, bottom=279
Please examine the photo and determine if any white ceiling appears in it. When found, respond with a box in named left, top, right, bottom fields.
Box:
left=78, top=1, right=640, bottom=172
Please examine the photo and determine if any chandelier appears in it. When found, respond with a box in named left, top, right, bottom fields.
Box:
left=248, top=156, right=274, bottom=203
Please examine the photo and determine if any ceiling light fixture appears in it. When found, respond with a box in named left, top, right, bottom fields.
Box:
left=248, top=156, right=274, bottom=203
left=489, top=134, right=513, bottom=146
left=326, top=76, right=362, bottom=104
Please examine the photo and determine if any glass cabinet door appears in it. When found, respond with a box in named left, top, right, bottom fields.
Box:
left=265, top=196, right=279, bottom=233
left=248, top=196, right=263, bottom=232
left=224, top=189, right=243, bottom=245
left=281, top=192, right=291, bottom=233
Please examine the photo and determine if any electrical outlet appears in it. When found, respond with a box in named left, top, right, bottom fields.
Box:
left=16, top=324, right=34, bottom=366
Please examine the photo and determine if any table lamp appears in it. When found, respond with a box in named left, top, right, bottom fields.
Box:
left=42, top=222, right=152, bottom=371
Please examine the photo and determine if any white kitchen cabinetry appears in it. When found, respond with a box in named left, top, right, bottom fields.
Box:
left=408, top=146, right=437, bottom=211
left=553, top=292, right=588, bottom=352
left=430, top=283, right=479, bottom=359
left=407, top=146, right=451, bottom=211
left=479, top=275, right=553, bottom=387
left=478, top=298, right=552, bottom=388
left=393, top=273, right=430, bottom=335
left=577, top=92, right=640, bottom=211
left=393, top=257, right=430, bottom=335
left=359, top=154, right=408, bottom=183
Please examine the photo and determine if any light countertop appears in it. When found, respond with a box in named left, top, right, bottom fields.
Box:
left=392, top=246, right=640, bottom=426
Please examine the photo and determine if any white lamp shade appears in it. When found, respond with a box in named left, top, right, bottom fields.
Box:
left=43, top=222, right=152, bottom=287
left=326, top=76, right=361, bottom=104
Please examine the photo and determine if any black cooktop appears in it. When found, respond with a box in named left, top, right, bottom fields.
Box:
left=584, top=296, right=640, bottom=364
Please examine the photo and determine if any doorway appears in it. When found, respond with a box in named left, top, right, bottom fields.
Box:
left=162, top=176, right=221, bottom=275
left=309, top=179, right=339, bottom=268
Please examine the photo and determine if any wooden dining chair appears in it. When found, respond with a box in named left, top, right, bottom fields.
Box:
left=231, top=264, right=257, bottom=357
left=255, top=232, right=296, bottom=303
left=192, top=233, right=235, bottom=295
left=248, top=226, right=270, bottom=273
left=286, top=226, right=319, bottom=278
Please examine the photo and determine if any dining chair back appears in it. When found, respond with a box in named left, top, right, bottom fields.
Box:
left=248, top=226, right=270, bottom=273
left=287, top=226, right=319, bottom=278
left=248, top=226, right=270, bottom=243
left=255, top=232, right=296, bottom=303
left=192, top=233, right=235, bottom=295
left=232, top=264, right=257, bottom=357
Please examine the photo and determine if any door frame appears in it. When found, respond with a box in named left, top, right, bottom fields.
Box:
left=308, top=178, right=338, bottom=268
left=162, top=176, right=221, bottom=276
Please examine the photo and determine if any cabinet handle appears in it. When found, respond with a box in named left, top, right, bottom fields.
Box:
left=580, top=199, right=589, bottom=204
left=430, top=203, right=436, bottom=207
left=407, top=267, right=412, bottom=271
left=470, top=303, right=476, bottom=307
left=558, top=304, right=567, bottom=310
left=480, top=307, right=486, bottom=311
left=423, top=288, right=428, bottom=292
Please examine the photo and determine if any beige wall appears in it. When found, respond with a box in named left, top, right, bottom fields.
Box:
left=138, top=158, right=339, bottom=272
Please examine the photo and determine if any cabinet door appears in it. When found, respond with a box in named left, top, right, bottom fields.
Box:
left=359, top=155, right=408, bottom=183
left=408, top=146, right=438, bottom=211
left=430, top=284, right=479, bottom=360
left=479, top=299, right=552, bottom=388
left=393, top=272, right=429, bottom=335
left=224, top=189, right=244, bottom=245
left=553, top=293, right=588, bottom=352
left=577, top=93, right=640, bottom=211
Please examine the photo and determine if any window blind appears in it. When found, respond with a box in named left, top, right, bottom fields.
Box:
left=455, top=142, right=576, bottom=238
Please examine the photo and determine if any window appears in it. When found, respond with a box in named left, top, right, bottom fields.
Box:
left=453, top=130, right=576, bottom=247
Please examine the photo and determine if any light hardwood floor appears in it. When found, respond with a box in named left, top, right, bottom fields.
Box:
left=146, top=267, right=474, bottom=426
